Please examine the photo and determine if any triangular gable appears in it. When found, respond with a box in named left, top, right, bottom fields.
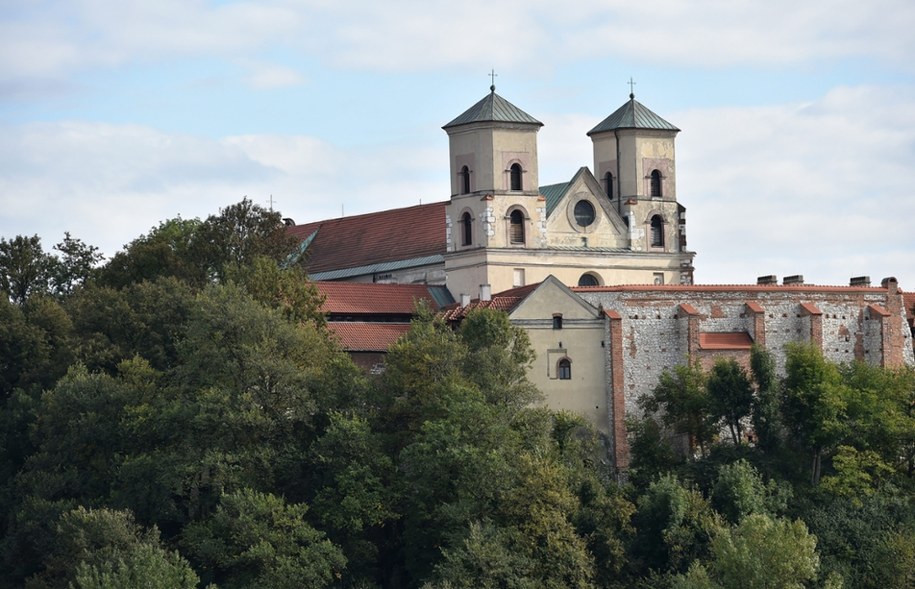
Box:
left=509, top=275, right=601, bottom=321
left=543, top=167, right=628, bottom=238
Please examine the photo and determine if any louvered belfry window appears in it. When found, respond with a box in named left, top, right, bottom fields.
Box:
left=509, top=210, right=525, bottom=244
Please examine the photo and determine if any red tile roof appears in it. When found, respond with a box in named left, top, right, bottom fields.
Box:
left=799, top=302, right=822, bottom=316
left=316, top=282, right=440, bottom=315
left=327, top=321, right=412, bottom=352
left=440, top=282, right=541, bottom=322
left=700, top=332, right=754, bottom=350
left=288, top=202, right=447, bottom=274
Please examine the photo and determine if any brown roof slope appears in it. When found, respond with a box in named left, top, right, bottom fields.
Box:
left=288, top=202, right=447, bottom=274
left=328, top=322, right=412, bottom=352
left=316, top=282, right=440, bottom=315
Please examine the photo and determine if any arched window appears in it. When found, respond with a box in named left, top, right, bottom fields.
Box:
left=578, top=273, right=599, bottom=287
left=460, top=211, right=472, bottom=246
left=604, top=171, right=614, bottom=199
left=650, top=169, right=662, bottom=197
left=460, top=165, right=471, bottom=195
left=510, top=163, right=523, bottom=191
left=650, top=215, right=664, bottom=247
left=557, top=358, right=572, bottom=380
left=509, top=209, right=525, bottom=244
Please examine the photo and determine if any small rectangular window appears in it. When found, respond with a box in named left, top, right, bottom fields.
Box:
left=513, top=268, right=525, bottom=287
left=653, top=273, right=665, bottom=285
left=552, top=314, right=563, bottom=329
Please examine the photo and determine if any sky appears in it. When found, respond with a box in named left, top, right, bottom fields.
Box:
left=1, top=0, right=914, bottom=289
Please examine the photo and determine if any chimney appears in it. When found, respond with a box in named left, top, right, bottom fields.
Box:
left=757, top=275, right=778, bottom=286
left=849, top=276, right=871, bottom=287
left=480, top=284, right=492, bottom=302
left=460, top=293, right=471, bottom=308
left=783, top=275, right=804, bottom=285
left=881, top=277, right=898, bottom=293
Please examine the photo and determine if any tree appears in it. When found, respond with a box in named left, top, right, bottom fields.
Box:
left=672, top=514, right=824, bottom=589
left=97, top=218, right=206, bottom=288
left=709, top=459, right=789, bottom=525
left=641, top=363, right=715, bottom=457
left=0, top=235, right=54, bottom=304
left=49, top=233, right=103, bottom=297
left=458, top=308, right=540, bottom=413
left=706, top=358, right=753, bottom=445
left=630, top=475, right=720, bottom=574
left=24, top=506, right=197, bottom=589
left=749, top=345, right=781, bottom=452
left=195, top=198, right=298, bottom=281
left=182, top=489, right=345, bottom=589
left=781, top=344, right=849, bottom=485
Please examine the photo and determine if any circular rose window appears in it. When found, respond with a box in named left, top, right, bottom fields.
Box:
left=574, top=200, right=595, bottom=227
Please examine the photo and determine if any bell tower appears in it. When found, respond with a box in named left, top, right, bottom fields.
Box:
left=588, top=92, right=693, bottom=283
left=443, top=85, right=545, bottom=297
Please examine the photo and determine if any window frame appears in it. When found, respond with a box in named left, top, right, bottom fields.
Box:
left=557, top=358, right=572, bottom=380
left=509, top=163, right=523, bottom=191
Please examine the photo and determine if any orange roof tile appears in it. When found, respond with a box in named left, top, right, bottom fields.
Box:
left=327, top=322, right=412, bottom=352
left=288, top=202, right=447, bottom=274
left=316, top=282, right=440, bottom=315
left=745, top=301, right=765, bottom=314
left=867, top=303, right=890, bottom=317
left=799, top=302, right=822, bottom=316
left=700, top=332, right=754, bottom=350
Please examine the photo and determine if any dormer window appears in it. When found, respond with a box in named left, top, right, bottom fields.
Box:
left=510, top=163, right=523, bottom=191
left=509, top=209, right=525, bottom=244
left=460, top=165, right=471, bottom=194
left=460, top=211, right=473, bottom=246
left=650, top=169, right=662, bottom=197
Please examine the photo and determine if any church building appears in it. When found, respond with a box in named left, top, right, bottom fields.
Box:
left=289, top=86, right=695, bottom=296
left=291, top=87, right=915, bottom=472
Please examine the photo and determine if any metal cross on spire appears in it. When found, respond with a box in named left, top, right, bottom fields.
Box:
left=489, top=69, right=498, bottom=92
left=628, top=77, right=637, bottom=98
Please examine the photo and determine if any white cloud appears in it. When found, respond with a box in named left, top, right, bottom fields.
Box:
left=4, top=0, right=914, bottom=86
left=674, top=84, right=915, bottom=287
left=0, top=121, right=446, bottom=257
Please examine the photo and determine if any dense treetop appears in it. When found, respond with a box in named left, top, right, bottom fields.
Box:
left=1, top=200, right=913, bottom=588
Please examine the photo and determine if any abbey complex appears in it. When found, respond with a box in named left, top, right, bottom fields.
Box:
left=289, top=87, right=915, bottom=470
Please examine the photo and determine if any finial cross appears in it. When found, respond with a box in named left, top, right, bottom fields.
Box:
left=628, top=77, right=637, bottom=97
left=489, top=69, right=498, bottom=90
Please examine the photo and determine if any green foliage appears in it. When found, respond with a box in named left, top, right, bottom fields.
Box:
left=182, top=488, right=345, bottom=589
left=819, top=445, right=894, bottom=503
left=458, top=308, right=540, bottom=412
left=709, top=459, right=789, bottom=524
left=49, top=233, right=103, bottom=297
left=0, top=235, right=55, bottom=304
left=224, top=255, right=326, bottom=326
left=705, top=514, right=821, bottom=589
left=782, top=343, right=849, bottom=484
left=24, top=506, right=194, bottom=589
left=627, top=415, right=682, bottom=489
left=706, top=358, right=753, bottom=445
left=749, top=345, right=782, bottom=453
left=641, top=363, right=714, bottom=457
left=72, top=542, right=200, bottom=589
left=631, top=475, right=720, bottom=574
left=97, top=218, right=206, bottom=288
